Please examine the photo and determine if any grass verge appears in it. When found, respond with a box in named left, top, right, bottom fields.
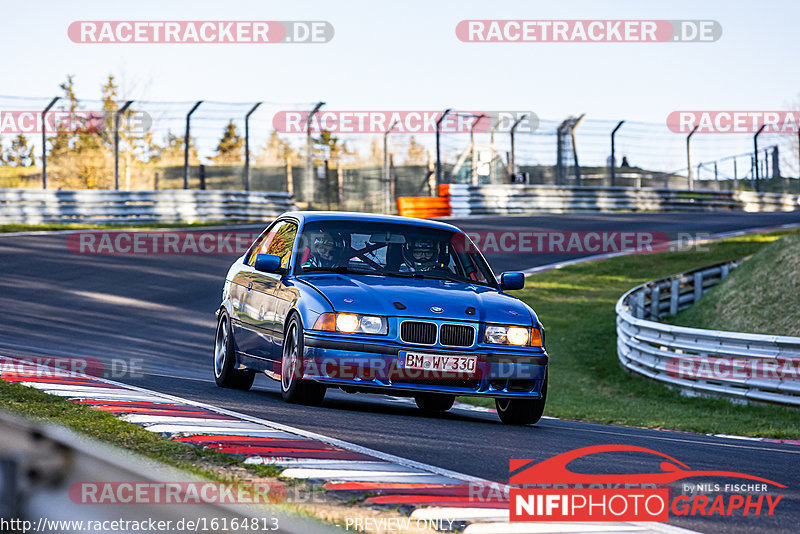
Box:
left=668, top=233, right=800, bottom=336
left=0, top=379, right=280, bottom=480
left=462, top=230, right=800, bottom=439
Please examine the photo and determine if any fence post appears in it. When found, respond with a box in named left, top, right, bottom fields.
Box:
left=753, top=124, right=765, bottom=193
left=324, top=159, right=331, bottom=210
left=305, top=102, right=325, bottom=208
left=383, top=120, right=398, bottom=213
left=556, top=119, right=568, bottom=185
left=286, top=154, right=294, bottom=198
left=610, top=120, right=624, bottom=187
left=243, top=102, right=262, bottom=192
left=114, top=100, right=134, bottom=190
left=772, top=146, right=780, bottom=178
left=435, top=108, right=452, bottom=189
left=184, top=101, right=203, bottom=189
left=509, top=114, right=527, bottom=183
left=733, top=158, right=738, bottom=189
left=686, top=125, right=699, bottom=190
left=427, top=150, right=435, bottom=196
left=199, top=164, right=206, bottom=190
left=336, top=165, right=344, bottom=210
left=570, top=114, right=585, bottom=186
left=40, top=97, right=59, bottom=189
left=389, top=153, right=396, bottom=211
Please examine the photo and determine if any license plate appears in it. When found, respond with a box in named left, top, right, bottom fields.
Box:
left=399, top=352, right=477, bottom=373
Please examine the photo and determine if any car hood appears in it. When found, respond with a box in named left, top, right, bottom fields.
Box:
left=298, top=274, right=535, bottom=326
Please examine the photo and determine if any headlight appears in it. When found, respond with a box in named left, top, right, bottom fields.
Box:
left=485, top=325, right=542, bottom=346
left=313, top=312, right=387, bottom=335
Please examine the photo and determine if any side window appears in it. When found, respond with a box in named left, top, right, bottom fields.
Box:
left=247, top=221, right=298, bottom=268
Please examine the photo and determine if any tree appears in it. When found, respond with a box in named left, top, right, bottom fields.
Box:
left=255, top=130, right=297, bottom=166
left=213, top=120, right=244, bottom=165
left=5, top=134, right=35, bottom=166
left=314, top=130, right=352, bottom=167
left=405, top=136, right=426, bottom=165
left=47, top=75, right=110, bottom=188
left=150, top=131, right=198, bottom=166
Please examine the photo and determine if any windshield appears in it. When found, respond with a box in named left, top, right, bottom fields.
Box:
left=294, top=220, right=497, bottom=287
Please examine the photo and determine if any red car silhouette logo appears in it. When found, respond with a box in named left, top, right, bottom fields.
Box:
left=510, top=444, right=785, bottom=487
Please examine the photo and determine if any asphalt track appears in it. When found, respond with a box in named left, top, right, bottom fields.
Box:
left=2, top=211, right=800, bottom=534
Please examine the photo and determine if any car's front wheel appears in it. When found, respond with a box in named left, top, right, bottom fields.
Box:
left=495, top=374, right=547, bottom=425
left=414, top=393, right=455, bottom=412
left=213, top=313, right=255, bottom=390
left=281, top=314, right=326, bottom=406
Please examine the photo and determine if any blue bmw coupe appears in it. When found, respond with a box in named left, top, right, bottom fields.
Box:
left=214, top=212, right=548, bottom=424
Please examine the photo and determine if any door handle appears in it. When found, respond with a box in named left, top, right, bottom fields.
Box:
left=247, top=282, right=253, bottom=291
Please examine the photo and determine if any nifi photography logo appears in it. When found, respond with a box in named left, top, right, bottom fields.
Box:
left=509, top=445, right=785, bottom=522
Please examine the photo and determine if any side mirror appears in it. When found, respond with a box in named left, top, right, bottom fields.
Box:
left=500, top=272, right=525, bottom=291
left=254, top=254, right=283, bottom=274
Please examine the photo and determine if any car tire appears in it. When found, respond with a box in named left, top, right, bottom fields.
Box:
left=495, top=373, right=547, bottom=425
left=281, top=314, right=326, bottom=406
left=213, top=312, right=255, bottom=390
left=414, top=393, right=455, bottom=412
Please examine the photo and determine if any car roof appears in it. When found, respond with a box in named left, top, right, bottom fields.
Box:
left=283, top=211, right=464, bottom=233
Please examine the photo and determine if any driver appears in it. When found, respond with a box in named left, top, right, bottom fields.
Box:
left=403, top=238, right=440, bottom=272
left=302, top=231, right=339, bottom=269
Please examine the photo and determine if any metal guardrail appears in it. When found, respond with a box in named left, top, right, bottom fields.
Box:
left=0, top=189, right=297, bottom=225
left=616, top=260, right=800, bottom=406
left=0, top=410, right=337, bottom=534
left=441, top=184, right=800, bottom=216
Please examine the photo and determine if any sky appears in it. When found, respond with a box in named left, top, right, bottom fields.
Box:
left=1, top=0, right=799, bottom=172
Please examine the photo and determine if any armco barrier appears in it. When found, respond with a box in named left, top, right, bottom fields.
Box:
left=0, top=410, right=334, bottom=533
left=616, top=259, right=800, bottom=406
left=0, top=189, right=297, bottom=225
left=398, top=184, right=800, bottom=217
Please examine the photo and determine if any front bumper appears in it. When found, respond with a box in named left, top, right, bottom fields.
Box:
left=302, top=332, right=547, bottom=398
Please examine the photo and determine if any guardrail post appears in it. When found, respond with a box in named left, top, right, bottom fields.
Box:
left=184, top=101, right=203, bottom=189
left=435, top=108, right=452, bottom=189
left=753, top=124, right=766, bottom=193
left=114, top=100, right=134, bottom=190
left=693, top=271, right=703, bottom=302
left=686, top=125, right=699, bottom=190
left=635, top=290, right=646, bottom=319
left=610, top=120, right=625, bottom=186
left=649, top=284, right=660, bottom=319
left=40, top=97, right=59, bottom=189
left=669, top=278, right=680, bottom=315
left=244, top=102, right=262, bottom=192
